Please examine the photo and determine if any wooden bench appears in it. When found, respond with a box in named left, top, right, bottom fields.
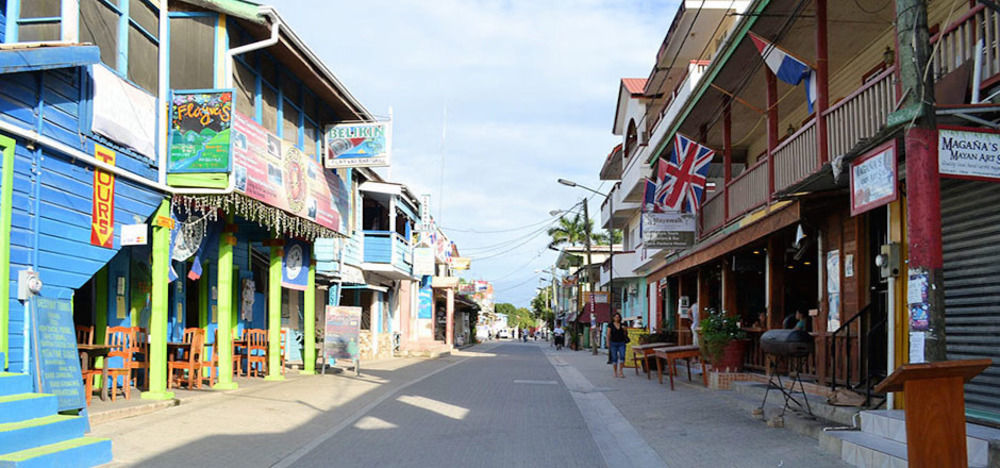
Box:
left=630, top=342, right=675, bottom=379
left=654, top=345, right=707, bottom=390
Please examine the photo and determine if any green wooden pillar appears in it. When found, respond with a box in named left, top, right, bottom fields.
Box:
left=266, top=241, right=284, bottom=381
left=0, top=134, right=14, bottom=369
left=214, top=217, right=238, bottom=390
left=142, top=200, right=174, bottom=400
left=302, top=260, right=316, bottom=375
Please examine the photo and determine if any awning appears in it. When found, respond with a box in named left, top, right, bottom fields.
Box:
left=576, top=303, right=611, bottom=324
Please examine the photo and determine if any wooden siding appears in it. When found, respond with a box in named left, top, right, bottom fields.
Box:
left=363, top=231, right=393, bottom=264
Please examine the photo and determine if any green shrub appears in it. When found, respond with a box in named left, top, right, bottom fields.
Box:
left=700, top=310, right=747, bottom=363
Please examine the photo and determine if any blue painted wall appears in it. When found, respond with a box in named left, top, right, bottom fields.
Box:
left=1, top=64, right=163, bottom=373
left=363, top=231, right=392, bottom=263
left=0, top=3, right=6, bottom=43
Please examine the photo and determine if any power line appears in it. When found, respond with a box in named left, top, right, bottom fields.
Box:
left=440, top=215, right=558, bottom=234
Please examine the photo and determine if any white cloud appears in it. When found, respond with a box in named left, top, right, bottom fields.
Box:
left=268, top=0, right=679, bottom=306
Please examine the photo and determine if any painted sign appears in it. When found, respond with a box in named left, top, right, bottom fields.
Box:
left=623, top=328, right=646, bottom=368
left=324, top=305, right=362, bottom=361
left=282, top=239, right=311, bottom=291
left=35, top=297, right=86, bottom=411
left=91, top=145, right=116, bottom=248
left=420, top=194, right=432, bottom=233
left=168, top=90, right=234, bottom=173
left=413, top=247, right=435, bottom=276
left=418, top=277, right=433, bottom=319
left=851, top=140, right=897, bottom=216
left=232, top=112, right=347, bottom=234
left=121, top=224, right=148, bottom=246
left=641, top=212, right=696, bottom=249
left=324, top=121, right=392, bottom=168
left=826, top=250, right=841, bottom=332
left=938, top=127, right=1000, bottom=181
left=451, top=257, right=471, bottom=270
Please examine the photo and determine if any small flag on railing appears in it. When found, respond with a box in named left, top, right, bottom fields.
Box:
left=749, top=32, right=817, bottom=113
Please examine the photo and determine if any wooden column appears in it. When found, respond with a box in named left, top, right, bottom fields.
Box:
left=815, top=0, right=830, bottom=167
left=766, top=69, right=779, bottom=198
left=265, top=240, right=284, bottom=381
left=722, top=257, right=737, bottom=318
left=142, top=200, right=174, bottom=400
left=723, top=102, right=733, bottom=221
left=767, top=236, right=785, bottom=330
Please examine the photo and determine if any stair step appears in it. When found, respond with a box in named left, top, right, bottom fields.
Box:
left=729, top=381, right=860, bottom=427
left=0, top=415, right=87, bottom=455
left=825, top=430, right=908, bottom=468
left=860, top=410, right=997, bottom=467
left=0, top=394, right=58, bottom=424
left=0, top=437, right=111, bottom=468
left=0, top=374, right=32, bottom=397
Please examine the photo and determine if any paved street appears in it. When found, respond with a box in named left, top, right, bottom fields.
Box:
left=92, top=342, right=846, bottom=467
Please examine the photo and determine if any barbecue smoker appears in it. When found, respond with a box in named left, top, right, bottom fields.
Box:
left=758, top=329, right=815, bottom=419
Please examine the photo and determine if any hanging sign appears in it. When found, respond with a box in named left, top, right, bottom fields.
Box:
left=850, top=140, right=898, bottom=216
left=90, top=145, right=116, bottom=248
left=121, top=224, right=148, bottom=246
left=167, top=90, right=234, bottom=173
left=451, top=257, right=471, bottom=270
left=324, top=121, right=392, bottom=168
left=938, top=126, right=1000, bottom=181
left=35, top=297, right=87, bottom=411
left=324, top=305, right=362, bottom=361
left=412, top=247, right=435, bottom=276
left=641, top=212, right=695, bottom=249
left=282, top=238, right=311, bottom=291
left=420, top=194, right=432, bottom=233
left=232, top=112, right=348, bottom=234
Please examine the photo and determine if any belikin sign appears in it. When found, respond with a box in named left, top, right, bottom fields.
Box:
left=91, top=145, right=116, bottom=248
left=324, top=121, right=392, bottom=168
left=938, top=126, right=1000, bottom=182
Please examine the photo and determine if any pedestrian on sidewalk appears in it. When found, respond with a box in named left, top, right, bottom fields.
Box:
left=607, top=313, right=628, bottom=378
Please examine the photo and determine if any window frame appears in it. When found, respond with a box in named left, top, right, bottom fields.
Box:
left=78, top=0, right=161, bottom=94
left=5, top=0, right=63, bottom=43
left=166, top=10, right=219, bottom=91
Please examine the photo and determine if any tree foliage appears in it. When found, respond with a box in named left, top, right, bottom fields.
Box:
left=547, top=212, right=620, bottom=249
left=497, top=302, right=535, bottom=329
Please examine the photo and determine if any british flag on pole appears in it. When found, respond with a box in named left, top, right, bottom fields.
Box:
left=653, top=133, right=714, bottom=213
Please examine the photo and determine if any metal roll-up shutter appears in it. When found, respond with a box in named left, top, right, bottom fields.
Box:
left=941, top=178, right=1000, bottom=420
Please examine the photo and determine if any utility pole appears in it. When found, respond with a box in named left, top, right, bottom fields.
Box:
left=582, top=199, right=598, bottom=355
left=894, top=0, right=945, bottom=361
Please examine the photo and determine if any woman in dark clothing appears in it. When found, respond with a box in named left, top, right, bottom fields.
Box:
left=607, top=313, right=628, bottom=378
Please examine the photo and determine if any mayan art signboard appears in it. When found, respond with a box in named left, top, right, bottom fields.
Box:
left=168, top=90, right=233, bottom=173
left=641, top=212, right=696, bottom=249
left=324, top=121, right=392, bottom=168
left=231, top=112, right=348, bottom=234
left=938, top=126, right=1000, bottom=182
left=850, top=140, right=897, bottom=216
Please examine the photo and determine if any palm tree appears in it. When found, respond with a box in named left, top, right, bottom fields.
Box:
left=593, top=229, right=623, bottom=246
left=547, top=213, right=587, bottom=250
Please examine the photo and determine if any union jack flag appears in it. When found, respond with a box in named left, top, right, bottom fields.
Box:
left=653, top=133, right=714, bottom=213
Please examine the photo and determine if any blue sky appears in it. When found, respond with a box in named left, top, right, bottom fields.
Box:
left=267, top=0, right=680, bottom=306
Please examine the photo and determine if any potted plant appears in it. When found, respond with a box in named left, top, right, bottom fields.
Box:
left=699, top=310, right=748, bottom=372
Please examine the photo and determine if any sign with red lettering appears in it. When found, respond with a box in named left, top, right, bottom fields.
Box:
left=168, top=90, right=233, bottom=174
left=90, top=145, right=116, bottom=248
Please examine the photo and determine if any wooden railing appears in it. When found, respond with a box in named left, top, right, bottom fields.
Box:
left=930, top=4, right=983, bottom=82
left=772, top=119, right=817, bottom=192
left=700, top=191, right=725, bottom=234
left=824, top=66, right=896, bottom=160
left=727, top=158, right=769, bottom=217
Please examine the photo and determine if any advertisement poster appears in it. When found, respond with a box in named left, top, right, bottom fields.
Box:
left=850, top=140, right=897, bottom=216
left=642, top=212, right=696, bottom=249
left=908, top=269, right=930, bottom=331
left=418, top=277, right=433, bottom=319
left=324, top=305, right=362, bottom=361
left=938, top=127, right=1000, bottom=181
left=90, top=145, right=116, bottom=248
left=232, top=112, right=347, bottom=234
left=325, top=121, right=392, bottom=168
left=412, top=247, right=435, bottom=276
left=282, top=238, right=311, bottom=291
left=35, top=297, right=87, bottom=411
left=826, top=250, right=841, bottom=332
left=168, top=90, right=233, bottom=173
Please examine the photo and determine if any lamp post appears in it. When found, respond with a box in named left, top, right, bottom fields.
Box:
left=558, top=179, right=613, bottom=356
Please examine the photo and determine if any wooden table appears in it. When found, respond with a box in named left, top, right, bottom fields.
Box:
left=630, top=342, right=675, bottom=379
left=654, top=345, right=707, bottom=390
left=78, top=344, right=112, bottom=401
left=166, top=342, right=191, bottom=362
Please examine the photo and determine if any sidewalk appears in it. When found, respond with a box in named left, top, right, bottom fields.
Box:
left=544, top=343, right=847, bottom=468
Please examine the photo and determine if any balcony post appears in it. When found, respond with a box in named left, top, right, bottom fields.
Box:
left=816, top=0, right=830, bottom=167
left=766, top=70, right=779, bottom=198
left=766, top=236, right=785, bottom=330
left=723, top=102, right=732, bottom=221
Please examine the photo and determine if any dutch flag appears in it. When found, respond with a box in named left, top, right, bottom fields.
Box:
left=749, top=32, right=817, bottom=113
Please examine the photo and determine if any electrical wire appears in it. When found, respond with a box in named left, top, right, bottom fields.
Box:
left=440, top=215, right=559, bottom=234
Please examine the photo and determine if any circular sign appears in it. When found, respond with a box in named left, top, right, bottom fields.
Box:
left=285, top=243, right=303, bottom=279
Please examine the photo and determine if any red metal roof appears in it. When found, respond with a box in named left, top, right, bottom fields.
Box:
left=621, top=78, right=648, bottom=96
left=605, top=143, right=623, bottom=162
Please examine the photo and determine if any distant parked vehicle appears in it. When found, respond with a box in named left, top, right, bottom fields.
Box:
left=497, top=330, right=510, bottom=339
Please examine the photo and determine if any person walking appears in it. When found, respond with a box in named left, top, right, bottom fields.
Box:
left=607, top=313, right=628, bottom=378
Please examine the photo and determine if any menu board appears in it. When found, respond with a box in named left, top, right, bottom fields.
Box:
left=35, top=297, right=86, bottom=411
left=622, top=328, right=647, bottom=369
left=231, top=112, right=348, bottom=235
left=324, top=306, right=362, bottom=362
left=168, top=90, right=233, bottom=173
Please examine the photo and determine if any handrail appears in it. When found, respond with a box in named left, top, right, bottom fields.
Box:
left=828, top=302, right=886, bottom=407
left=822, top=66, right=896, bottom=117
left=728, top=154, right=767, bottom=186
left=931, top=4, right=984, bottom=43
left=772, top=117, right=817, bottom=155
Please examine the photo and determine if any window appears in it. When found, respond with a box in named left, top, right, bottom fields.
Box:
left=233, top=60, right=256, bottom=119
left=10, top=0, right=62, bottom=42
left=168, top=14, right=215, bottom=90
left=79, top=0, right=160, bottom=94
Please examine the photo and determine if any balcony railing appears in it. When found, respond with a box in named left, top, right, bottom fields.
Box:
left=930, top=4, right=983, bottom=83
left=363, top=230, right=412, bottom=274
left=700, top=192, right=725, bottom=234
left=773, top=119, right=817, bottom=191
left=824, top=66, right=896, bottom=160
left=728, top=158, right=769, bottom=218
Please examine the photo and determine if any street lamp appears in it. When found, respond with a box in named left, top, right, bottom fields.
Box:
left=557, top=178, right=614, bottom=356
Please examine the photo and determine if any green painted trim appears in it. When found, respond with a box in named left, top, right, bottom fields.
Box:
left=214, top=215, right=236, bottom=390
left=0, top=393, right=47, bottom=403
left=267, top=243, right=283, bottom=380
left=166, top=173, right=229, bottom=189
left=0, top=414, right=76, bottom=432
left=303, top=260, right=316, bottom=374
left=93, top=267, right=108, bottom=388
left=0, top=436, right=110, bottom=462
left=177, top=0, right=264, bottom=24
left=199, top=262, right=208, bottom=328
left=0, top=133, right=14, bottom=370
left=645, top=0, right=771, bottom=166
left=147, top=200, right=171, bottom=396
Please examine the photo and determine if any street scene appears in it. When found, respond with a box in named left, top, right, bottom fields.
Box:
left=1, top=0, right=1000, bottom=467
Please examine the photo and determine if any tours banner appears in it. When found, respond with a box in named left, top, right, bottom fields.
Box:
left=168, top=90, right=234, bottom=173
left=232, top=112, right=349, bottom=235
